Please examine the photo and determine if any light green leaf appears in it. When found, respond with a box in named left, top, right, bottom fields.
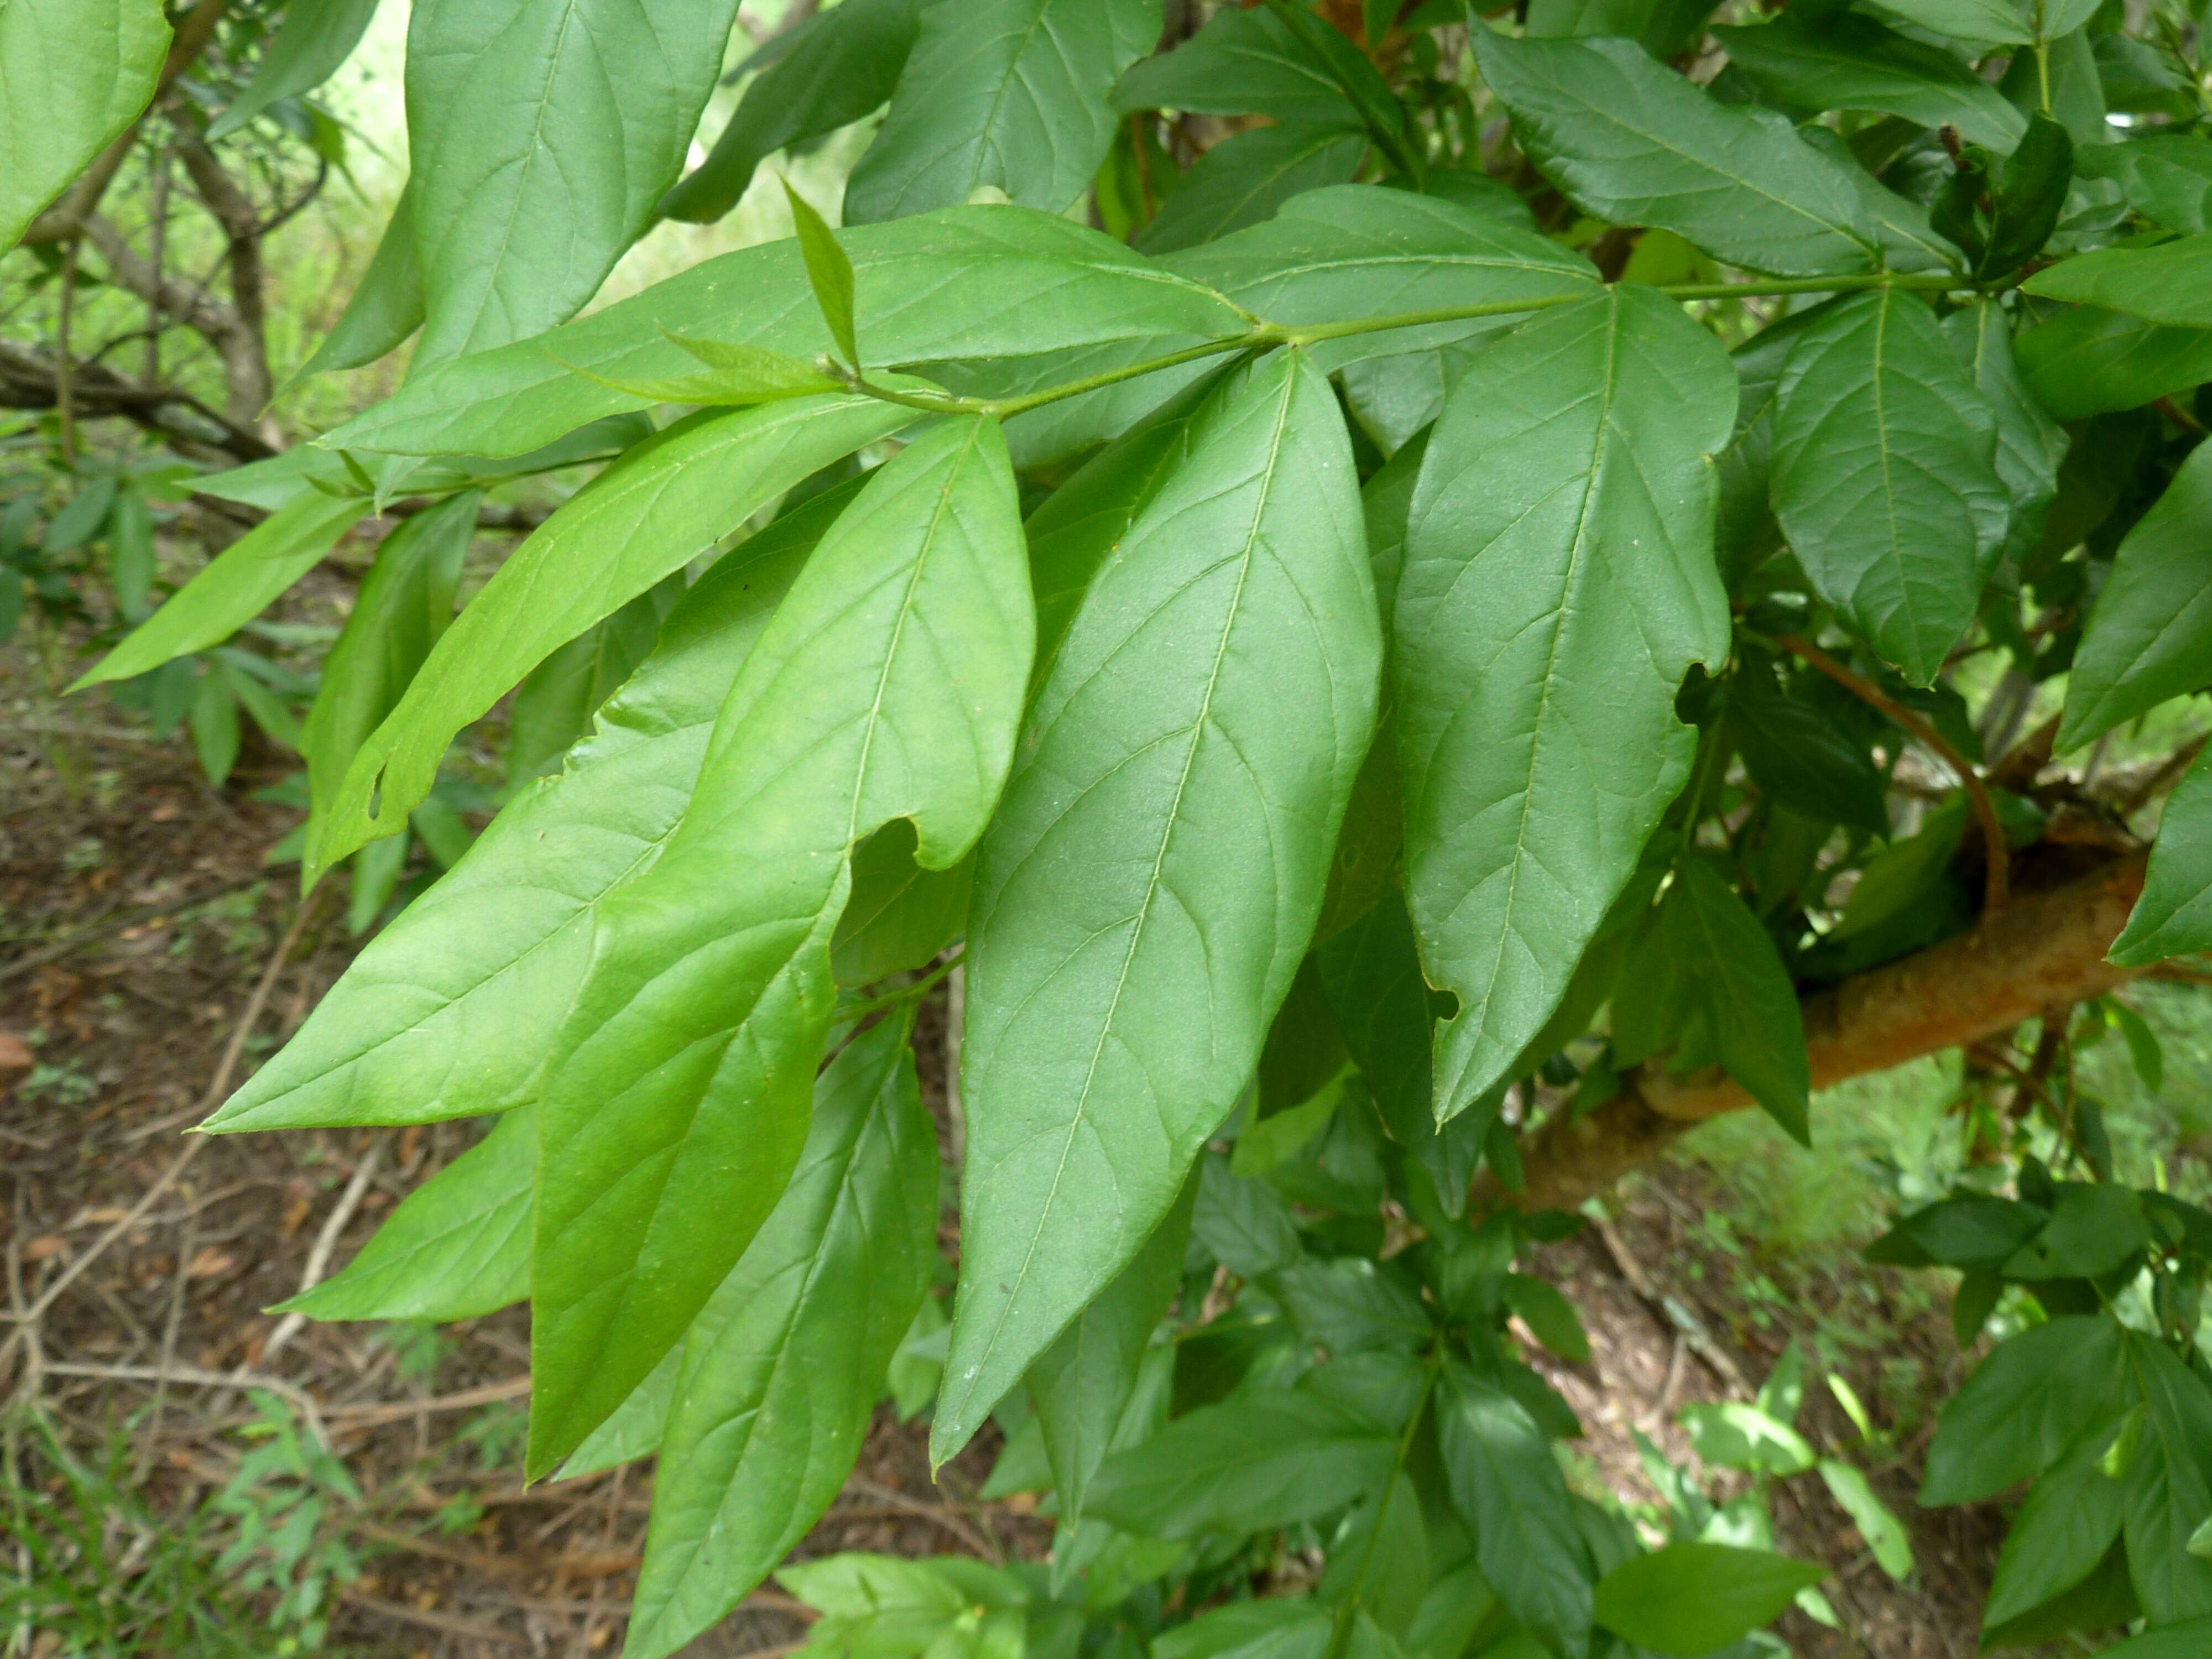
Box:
left=298, top=187, right=425, bottom=379
left=1438, top=1365, right=1594, bottom=1659
left=204, top=486, right=848, bottom=1135
left=1027, top=1178, right=1195, bottom=1525
left=0, top=0, right=170, bottom=248
left=1472, top=30, right=1880, bottom=278
left=307, top=395, right=912, bottom=879
left=1715, top=13, right=2024, bottom=150
left=323, top=206, right=1251, bottom=461
left=300, top=491, right=477, bottom=859
left=1397, top=285, right=1733, bottom=1121
left=2122, top=1331, right=2212, bottom=1624
left=1814, top=1459, right=1913, bottom=1581
left=1921, top=1316, right=2130, bottom=1505
left=1770, top=288, right=2010, bottom=684
left=1593, top=1542, right=1827, bottom=1657
left=2016, top=304, right=2212, bottom=420
left=560, top=1345, right=681, bottom=1481
left=2061, top=443, right=2212, bottom=753
left=2077, top=135, right=2212, bottom=234
left=280, top=1107, right=530, bottom=1322
left=661, top=0, right=937, bottom=225
left=1984, top=1428, right=2127, bottom=1629
left=208, top=0, right=380, bottom=142
left=2116, top=745, right=2212, bottom=967
left=1135, top=123, right=1369, bottom=255
left=936, top=352, right=1379, bottom=1465
left=846, top=0, right=1161, bottom=223
left=2026, top=231, right=2212, bottom=328
left=72, top=493, right=368, bottom=691
left=1087, top=1392, right=1396, bottom=1539
left=627, top=1017, right=940, bottom=1659
left=1942, top=298, right=2068, bottom=568
left=785, top=184, right=860, bottom=370
left=1113, top=4, right=1357, bottom=123
left=403, top=0, right=740, bottom=361
left=529, top=416, right=1030, bottom=1473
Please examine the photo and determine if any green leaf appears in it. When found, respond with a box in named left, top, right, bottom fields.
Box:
left=937, top=353, right=1379, bottom=1464
left=1679, top=1401, right=1816, bottom=1478
left=1319, top=1473, right=1430, bottom=1637
left=556, top=331, right=842, bottom=408
left=661, top=0, right=936, bottom=225
left=1863, top=0, right=2032, bottom=49
left=1770, top=288, right=2010, bottom=684
left=1866, top=1192, right=2045, bottom=1271
left=1194, top=1150, right=1303, bottom=1279
left=529, top=416, right=1030, bottom=1474
left=1135, top=123, right=1369, bottom=256
left=1525, top=0, right=1714, bottom=57
left=784, top=184, right=860, bottom=371
left=1275, top=1258, right=1432, bottom=1357
left=2111, top=999, right=2166, bottom=1093
left=1814, top=1459, right=1913, bottom=1580
left=206, top=485, right=846, bottom=1135
left=1113, top=5, right=1358, bottom=123
left=2077, top=135, right=2212, bottom=235
left=1657, top=860, right=1811, bottom=1143
left=324, top=207, right=1251, bottom=461
left=307, top=395, right=912, bottom=879
left=1471, top=30, right=1880, bottom=278
left=1592, top=1542, right=1827, bottom=1657
left=1977, top=113, right=2074, bottom=279
left=1984, top=1428, right=2128, bottom=1630
left=297, top=188, right=426, bottom=378
left=845, top=0, right=1161, bottom=223
left=403, top=0, right=741, bottom=361
left=1087, top=1392, right=1397, bottom=1538
left=1714, top=13, right=2025, bottom=151
left=831, top=822, right=973, bottom=989
left=1732, top=674, right=1888, bottom=837
left=0, top=0, right=171, bottom=247
left=300, top=492, right=477, bottom=858
left=2122, top=1331, right=2212, bottom=1625
left=2089, top=1618, right=2212, bottom=1659
left=1153, top=1601, right=1333, bottom=1659
left=505, top=586, right=671, bottom=787
left=1026, top=1178, right=1194, bottom=1525
left=560, top=1346, right=680, bottom=1480
left=1397, top=285, right=1732, bottom=1120
left=627, top=1017, right=941, bottom=1659
left=2005, top=1183, right=2153, bottom=1280
left=1940, top=297, right=2068, bottom=568
left=2015, top=304, right=2212, bottom=421
left=107, top=488, right=154, bottom=618
left=208, top=0, right=380, bottom=142
left=1503, top=1275, right=1591, bottom=1365
left=2027, top=229, right=2212, bottom=328
left=2113, top=743, right=2212, bottom=967
left=1438, top=1364, right=1595, bottom=1659
left=2060, top=441, right=2212, bottom=753
left=189, top=666, right=241, bottom=787
left=72, top=493, right=368, bottom=690
left=280, top=1107, right=531, bottom=1322
left=1921, top=1316, right=2130, bottom=1505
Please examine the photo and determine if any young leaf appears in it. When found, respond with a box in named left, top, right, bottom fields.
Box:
left=403, top=0, right=740, bottom=361
left=72, top=493, right=368, bottom=690
left=1592, top=1542, right=1827, bottom=1657
left=529, top=416, right=1030, bottom=1473
left=626, top=1016, right=941, bottom=1659
left=2060, top=440, right=2212, bottom=753
left=1437, top=1364, right=1595, bottom=1659
left=2026, top=229, right=2212, bottom=328
left=1397, top=286, right=1733, bottom=1121
left=207, top=0, right=380, bottom=142
left=1770, top=288, right=2010, bottom=684
left=1714, top=12, right=2026, bottom=150
left=661, top=0, right=937, bottom=225
left=297, top=188, right=427, bottom=379
left=280, top=1107, right=532, bottom=1322
left=937, top=353, right=1379, bottom=1467
left=845, top=0, right=1162, bottom=223
left=0, top=0, right=171, bottom=247
left=307, top=395, right=913, bottom=880
left=1921, top=1316, right=2130, bottom=1505
left=1472, top=30, right=1881, bottom=278
left=206, top=485, right=851, bottom=1135
left=783, top=184, right=860, bottom=371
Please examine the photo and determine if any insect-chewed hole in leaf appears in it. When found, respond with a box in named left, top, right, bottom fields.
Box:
left=1427, top=986, right=1460, bottom=1023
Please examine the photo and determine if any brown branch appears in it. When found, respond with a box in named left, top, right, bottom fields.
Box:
left=176, top=142, right=273, bottom=427
left=1776, top=632, right=2009, bottom=914
left=0, top=338, right=275, bottom=463
left=1486, top=854, right=2148, bottom=1213
left=1990, top=712, right=2060, bottom=794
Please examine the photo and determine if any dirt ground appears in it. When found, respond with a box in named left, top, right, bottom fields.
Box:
left=1, top=683, right=2046, bottom=1657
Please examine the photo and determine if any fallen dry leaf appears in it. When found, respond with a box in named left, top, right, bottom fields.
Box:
left=22, top=1234, right=69, bottom=1263
left=184, top=1245, right=238, bottom=1279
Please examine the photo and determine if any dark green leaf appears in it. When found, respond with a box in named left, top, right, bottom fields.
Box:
left=1921, top=1316, right=2130, bottom=1504
left=2077, top=135, right=2212, bottom=234
left=1866, top=1194, right=2046, bottom=1271
left=2088, top=1617, right=2212, bottom=1659
left=1274, top=1258, right=1432, bottom=1357
left=1984, top=1427, right=2128, bottom=1630
left=1979, top=114, right=2074, bottom=278
left=1195, top=1151, right=1303, bottom=1281
left=298, top=189, right=425, bottom=377
left=1733, top=675, right=1888, bottom=836
left=1592, top=1542, right=1826, bottom=1658
left=1714, top=13, right=2024, bottom=150
left=1113, top=4, right=1356, bottom=123
left=1940, top=298, right=2068, bottom=568
left=831, top=822, right=973, bottom=988
left=504, top=585, right=670, bottom=787
left=2015, top=304, right=2212, bottom=421
left=2122, top=1331, right=2212, bottom=1625
left=1135, top=124, right=1369, bottom=255
left=1151, top=1600, right=1333, bottom=1659
left=2005, top=1184, right=2153, bottom=1280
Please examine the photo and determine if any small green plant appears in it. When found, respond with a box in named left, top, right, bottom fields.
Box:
left=204, top=1391, right=367, bottom=1655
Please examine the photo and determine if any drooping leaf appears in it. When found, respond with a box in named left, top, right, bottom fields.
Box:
left=529, top=416, right=1030, bottom=1473
left=1814, top=1459, right=1914, bottom=1581
left=1921, top=1316, right=2131, bottom=1505
left=844, top=0, right=1161, bottom=223
left=1941, top=297, right=2068, bottom=568
left=1113, top=4, right=1358, bottom=124
left=297, top=186, right=426, bottom=379
left=403, top=0, right=741, bottom=361
left=2026, top=231, right=2212, bottom=328
left=1397, top=285, right=1733, bottom=1121
left=208, top=0, right=381, bottom=142
left=1770, top=288, right=2010, bottom=684
left=0, top=0, right=171, bottom=247
left=505, top=585, right=673, bottom=787
left=73, top=493, right=368, bottom=690
left=1472, top=30, right=1881, bottom=278
left=1714, top=12, right=2023, bottom=150
left=308, top=395, right=913, bottom=879
left=1135, top=123, right=1369, bottom=256
left=1592, top=1542, right=1827, bottom=1658
left=2016, top=304, right=2212, bottom=420
left=661, top=0, right=938, bottom=225
left=626, top=1016, right=941, bottom=1659
left=1524, top=0, right=1714, bottom=57
left=2114, top=745, right=2212, bottom=967
left=1438, top=1364, right=1595, bottom=1659
left=831, top=822, right=973, bottom=989
left=206, top=484, right=852, bottom=1135
left=323, top=207, right=1251, bottom=461
left=1984, top=1428, right=2128, bottom=1630
left=2123, top=1331, right=2212, bottom=1625
left=936, top=352, right=1379, bottom=1465
left=1152, top=1600, right=1333, bottom=1659
left=2077, top=135, right=2212, bottom=234
left=2060, top=439, right=2212, bottom=753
